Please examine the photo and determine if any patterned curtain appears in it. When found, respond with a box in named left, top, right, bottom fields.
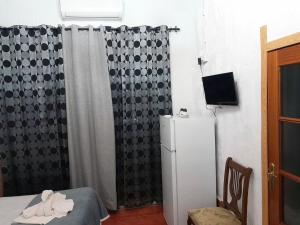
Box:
left=104, top=26, right=172, bottom=207
left=0, top=25, right=69, bottom=196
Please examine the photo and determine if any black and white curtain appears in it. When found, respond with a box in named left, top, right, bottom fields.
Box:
left=105, top=26, right=172, bottom=207
left=0, top=26, right=69, bottom=196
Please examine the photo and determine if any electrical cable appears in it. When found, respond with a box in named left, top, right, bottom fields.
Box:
left=199, top=61, right=217, bottom=118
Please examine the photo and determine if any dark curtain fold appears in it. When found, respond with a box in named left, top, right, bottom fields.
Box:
left=104, top=25, right=172, bottom=207
left=0, top=25, right=69, bottom=196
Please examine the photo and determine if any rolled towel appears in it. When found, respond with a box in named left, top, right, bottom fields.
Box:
left=43, top=196, right=54, bottom=216
left=22, top=204, right=39, bottom=219
left=52, top=192, right=66, bottom=202
left=35, top=202, right=46, bottom=217
left=41, top=190, right=54, bottom=202
left=53, top=199, right=74, bottom=218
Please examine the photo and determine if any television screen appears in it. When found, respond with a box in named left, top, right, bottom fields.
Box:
left=202, top=72, right=238, bottom=105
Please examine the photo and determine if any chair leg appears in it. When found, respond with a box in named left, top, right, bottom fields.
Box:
left=187, top=216, right=194, bottom=225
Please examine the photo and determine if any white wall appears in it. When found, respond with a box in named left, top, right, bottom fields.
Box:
left=198, top=0, right=300, bottom=224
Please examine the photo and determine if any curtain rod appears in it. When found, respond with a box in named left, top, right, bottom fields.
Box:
left=63, top=26, right=180, bottom=32
left=1, top=26, right=180, bottom=32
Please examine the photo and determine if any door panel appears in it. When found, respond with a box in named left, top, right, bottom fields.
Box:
left=268, top=43, right=300, bottom=225
left=281, top=64, right=300, bottom=118
left=281, top=123, right=300, bottom=177
left=282, top=178, right=300, bottom=225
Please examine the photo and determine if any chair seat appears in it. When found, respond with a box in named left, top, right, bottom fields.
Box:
left=188, top=207, right=241, bottom=225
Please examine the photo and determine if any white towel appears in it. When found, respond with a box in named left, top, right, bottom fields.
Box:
left=14, top=190, right=74, bottom=224
left=53, top=199, right=74, bottom=218
left=14, top=215, right=54, bottom=225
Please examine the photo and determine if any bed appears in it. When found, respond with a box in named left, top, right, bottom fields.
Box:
left=0, top=170, right=109, bottom=225
left=0, top=194, right=36, bottom=225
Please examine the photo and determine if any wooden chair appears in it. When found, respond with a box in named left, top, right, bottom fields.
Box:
left=187, top=157, right=253, bottom=225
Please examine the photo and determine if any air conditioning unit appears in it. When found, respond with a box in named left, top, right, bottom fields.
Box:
left=60, top=0, right=123, bottom=20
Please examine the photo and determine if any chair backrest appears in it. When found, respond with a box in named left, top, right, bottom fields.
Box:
left=222, top=157, right=252, bottom=225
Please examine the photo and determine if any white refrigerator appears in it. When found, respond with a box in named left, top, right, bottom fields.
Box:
left=160, top=116, right=216, bottom=225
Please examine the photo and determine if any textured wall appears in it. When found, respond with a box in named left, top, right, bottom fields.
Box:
left=197, top=0, right=300, bottom=224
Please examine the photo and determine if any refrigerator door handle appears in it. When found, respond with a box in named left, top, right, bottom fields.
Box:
left=161, top=144, right=175, bottom=152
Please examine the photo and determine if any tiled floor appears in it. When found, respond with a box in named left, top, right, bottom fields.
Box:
left=102, top=205, right=167, bottom=225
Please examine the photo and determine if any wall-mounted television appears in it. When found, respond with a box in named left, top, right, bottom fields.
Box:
left=202, top=72, right=238, bottom=106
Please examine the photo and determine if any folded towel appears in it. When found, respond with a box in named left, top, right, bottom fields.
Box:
left=14, top=190, right=74, bottom=224
left=14, top=215, right=54, bottom=225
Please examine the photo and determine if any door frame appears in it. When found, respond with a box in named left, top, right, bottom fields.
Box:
left=261, top=25, right=300, bottom=225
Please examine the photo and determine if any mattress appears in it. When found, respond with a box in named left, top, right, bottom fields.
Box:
left=0, top=194, right=36, bottom=225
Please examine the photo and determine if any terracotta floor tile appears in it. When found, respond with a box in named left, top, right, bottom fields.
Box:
left=103, top=206, right=167, bottom=225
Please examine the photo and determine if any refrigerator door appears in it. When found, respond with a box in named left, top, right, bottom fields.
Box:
left=161, top=144, right=177, bottom=225
left=160, top=115, right=175, bottom=151
left=174, top=117, right=216, bottom=225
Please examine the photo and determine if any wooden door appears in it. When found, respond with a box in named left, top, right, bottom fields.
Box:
left=268, top=43, right=300, bottom=225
